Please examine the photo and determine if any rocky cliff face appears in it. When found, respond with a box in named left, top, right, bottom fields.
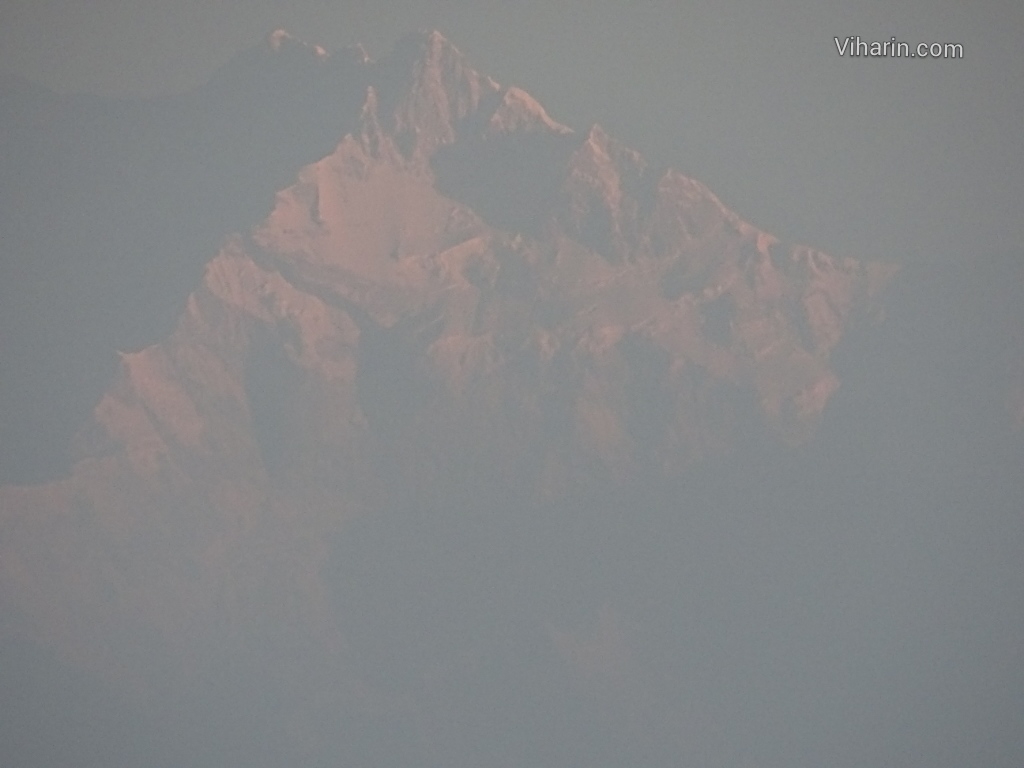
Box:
left=0, top=30, right=899, bottom=766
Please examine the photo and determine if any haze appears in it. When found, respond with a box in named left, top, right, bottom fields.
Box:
left=0, top=4, right=1022, bottom=768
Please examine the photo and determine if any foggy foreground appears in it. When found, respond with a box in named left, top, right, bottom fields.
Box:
left=5, top=314, right=1023, bottom=768
left=3, top=252, right=1021, bottom=768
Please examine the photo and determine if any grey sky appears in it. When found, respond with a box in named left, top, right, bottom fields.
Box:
left=2, top=0, right=1021, bottom=270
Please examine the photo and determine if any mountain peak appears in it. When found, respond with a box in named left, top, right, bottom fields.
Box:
left=264, top=28, right=328, bottom=59
left=266, top=28, right=294, bottom=49
left=398, top=28, right=457, bottom=55
left=392, top=28, right=479, bottom=89
left=340, top=42, right=371, bottom=65
left=375, top=28, right=501, bottom=158
left=486, top=86, right=573, bottom=136
left=0, top=30, right=907, bottom=766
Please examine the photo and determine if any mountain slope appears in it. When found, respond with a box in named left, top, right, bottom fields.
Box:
left=0, top=30, right=371, bottom=485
